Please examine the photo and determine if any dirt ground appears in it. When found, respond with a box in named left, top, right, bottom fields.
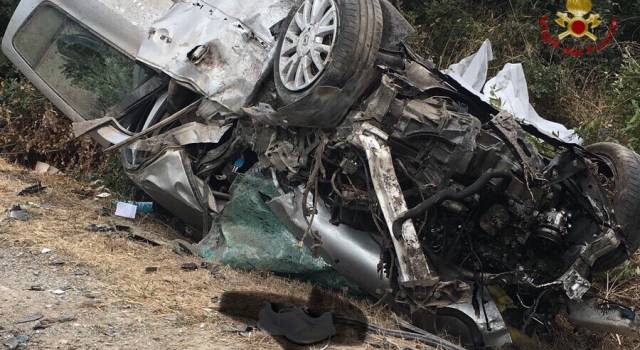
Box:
left=1, top=157, right=640, bottom=350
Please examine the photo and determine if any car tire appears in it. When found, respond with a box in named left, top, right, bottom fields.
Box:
left=274, top=0, right=383, bottom=107
left=587, top=142, right=640, bottom=271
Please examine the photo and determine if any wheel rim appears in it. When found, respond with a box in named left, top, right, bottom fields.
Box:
left=279, top=0, right=337, bottom=91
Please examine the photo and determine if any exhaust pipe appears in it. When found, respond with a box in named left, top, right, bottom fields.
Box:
left=267, top=190, right=390, bottom=296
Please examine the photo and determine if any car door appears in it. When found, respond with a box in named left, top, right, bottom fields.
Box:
left=1, top=0, right=172, bottom=147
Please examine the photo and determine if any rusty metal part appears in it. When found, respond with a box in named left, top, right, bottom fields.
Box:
left=352, top=122, right=439, bottom=290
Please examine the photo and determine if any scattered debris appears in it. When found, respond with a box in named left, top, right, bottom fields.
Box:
left=3, top=335, right=29, bottom=350
left=86, top=224, right=115, bottom=232
left=95, top=192, right=111, bottom=199
left=15, top=313, right=44, bottom=324
left=114, top=202, right=138, bottom=219
left=145, top=267, right=158, bottom=273
left=28, top=285, right=44, bottom=291
left=180, top=262, right=199, bottom=271
left=50, top=289, right=65, bottom=295
left=131, top=201, right=154, bottom=214
left=41, top=248, right=52, bottom=254
left=71, top=188, right=94, bottom=199
left=49, top=260, right=65, bottom=266
left=171, top=239, right=198, bottom=256
left=8, top=205, right=28, bottom=221
left=258, top=303, right=337, bottom=345
left=34, top=161, right=62, bottom=175
left=86, top=224, right=130, bottom=233
left=202, top=262, right=222, bottom=277
left=33, top=314, right=77, bottom=330
left=235, top=323, right=256, bottom=337
left=17, top=182, right=46, bottom=196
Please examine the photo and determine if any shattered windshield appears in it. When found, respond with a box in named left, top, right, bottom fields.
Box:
left=13, top=5, right=155, bottom=120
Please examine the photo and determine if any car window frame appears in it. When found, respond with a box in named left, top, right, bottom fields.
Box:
left=2, top=0, right=147, bottom=123
left=12, top=2, right=148, bottom=121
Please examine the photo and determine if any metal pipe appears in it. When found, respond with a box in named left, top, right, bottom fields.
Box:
left=266, top=190, right=390, bottom=296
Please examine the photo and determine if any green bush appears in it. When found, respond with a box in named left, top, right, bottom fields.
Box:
left=395, top=0, right=640, bottom=149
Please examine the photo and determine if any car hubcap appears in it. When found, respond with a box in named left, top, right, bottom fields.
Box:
left=279, top=0, right=337, bottom=91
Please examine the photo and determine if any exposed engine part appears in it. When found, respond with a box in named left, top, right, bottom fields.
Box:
left=479, top=204, right=511, bottom=236
left=393, top=171, right=513, bottom=237
left=532, top=209, right=569, bottom=248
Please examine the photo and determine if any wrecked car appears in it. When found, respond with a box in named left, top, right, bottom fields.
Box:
left=4, top=0, right=640, bottom=347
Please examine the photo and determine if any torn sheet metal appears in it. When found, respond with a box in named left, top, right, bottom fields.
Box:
left=137, top=0, right=295, bottom=111
left=442, top=289, right=512, bottom=348
left=567, top=298, right=640, bottom=336
left=126, top=149, right=218, bottom=229
left=267, top=189, right=390, bottom=296
left=73, top=118, right=133, bottom=147
left=168, top=122, right=232, bottom=146
left=445, top=39, right=582, bottom=144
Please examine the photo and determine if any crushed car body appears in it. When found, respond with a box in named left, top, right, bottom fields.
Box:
left=4, top=0, right=640, bottom=348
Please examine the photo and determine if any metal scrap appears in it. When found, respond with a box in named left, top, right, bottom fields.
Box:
left=8, top=205, right=29, bottom=221
left=18, top=182, right=46, bottom=196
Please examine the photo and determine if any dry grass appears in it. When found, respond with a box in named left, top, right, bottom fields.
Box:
left=0, top=158, right=425, bottom=349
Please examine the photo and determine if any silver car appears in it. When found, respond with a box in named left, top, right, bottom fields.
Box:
left=5, top=0, right=640, bottom=347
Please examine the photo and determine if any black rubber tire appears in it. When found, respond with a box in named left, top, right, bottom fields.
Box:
left=587, top=142, right=640, bottom=270
left=274, top=0, right=383, bottom=105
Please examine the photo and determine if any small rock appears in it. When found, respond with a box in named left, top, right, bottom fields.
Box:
left=15, top=313, right=43, bottom=324
left=202, top=262, right=222, bottom=277
left=29, top=285, right=44, bottom=291
left=50, top=289, right=65, bottom=295
left=32, top=320, right=50, bottom=330
left=145, top=267, right=158, bottom=273
left=180, top=262, right=199, bottom=271
left=41, top=248, right=52, bottom=254
left=4, top=335, right=29, bottom=350
left=57, top=314, right=76, bottom=323
left=83, top=292, right=99, bottom=299
left=74, top=269, right=89, bottom=276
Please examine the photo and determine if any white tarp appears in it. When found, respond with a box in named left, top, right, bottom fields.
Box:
left=445, top=39, right=582, bottom=144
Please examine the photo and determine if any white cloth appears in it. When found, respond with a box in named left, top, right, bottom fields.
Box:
left=445, top=40, right=582, bottom=144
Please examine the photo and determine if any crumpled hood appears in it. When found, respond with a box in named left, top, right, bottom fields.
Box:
left=137, top=0, right=295, bottom=112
